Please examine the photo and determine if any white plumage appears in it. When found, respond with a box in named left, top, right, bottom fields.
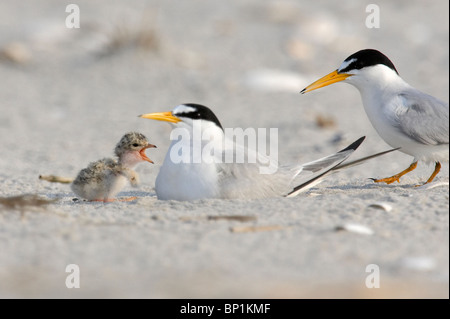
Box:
left=302, top=49, right=449, bottom=185
left=140, top=103, right=394, bottom=201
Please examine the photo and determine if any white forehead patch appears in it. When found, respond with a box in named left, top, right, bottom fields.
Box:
left=338, top=58, right=356, bottom=72
left=173, top=104, right=197, bottom=115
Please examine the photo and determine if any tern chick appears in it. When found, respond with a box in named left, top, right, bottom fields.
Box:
left=71, top=132, right=156, bottom=202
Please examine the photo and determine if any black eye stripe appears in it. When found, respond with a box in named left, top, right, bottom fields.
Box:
left=178, top=112, right=201, bottom=118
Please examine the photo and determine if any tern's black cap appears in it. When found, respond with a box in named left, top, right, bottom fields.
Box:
left=338, top=49, right=398, bottom=75
left=175, top=103, right=224, bottom=130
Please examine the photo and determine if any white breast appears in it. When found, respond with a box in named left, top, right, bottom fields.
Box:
left=155, top=139, right=220, bottom=201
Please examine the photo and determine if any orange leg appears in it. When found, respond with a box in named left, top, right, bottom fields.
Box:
left=372, top=161, right=418, bottom=184
left=420, top=162, right=441, bottom=186
left=117, top=196, right=138, bottom=202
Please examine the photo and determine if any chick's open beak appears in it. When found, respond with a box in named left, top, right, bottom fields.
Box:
left=301, top=70, right=352, bottom=94
left=140, top=144, right=156, bottom=164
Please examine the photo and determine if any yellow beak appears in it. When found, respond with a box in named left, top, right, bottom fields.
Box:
left=301, top=70, right=352, bottom=93
left=139, top=111, right=181, bottom=123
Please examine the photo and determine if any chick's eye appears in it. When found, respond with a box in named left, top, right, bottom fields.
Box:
left=132, top=143, right=139, bottom=147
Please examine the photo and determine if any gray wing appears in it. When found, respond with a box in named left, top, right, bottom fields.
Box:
left=395, top=91, right=449, bottom=145
left=216, top=136, right=394, bottom=199
left=215, top=140, right=290, bottom=199
left=217, top=161, right=291, bottom=199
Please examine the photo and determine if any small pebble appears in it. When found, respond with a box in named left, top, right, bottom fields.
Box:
left=368, top=202, right=393, bottom=212
left=400, top=257, right=436, bottom=271
left=335, top=223, right=374, bottom=235
left=0, top=42, right=32, bottom=64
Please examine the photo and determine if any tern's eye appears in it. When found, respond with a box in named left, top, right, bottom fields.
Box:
left=132, top=143, right=139, bottom=147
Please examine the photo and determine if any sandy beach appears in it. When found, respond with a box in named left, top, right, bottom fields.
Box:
left=0, top=0, right=448, bottom=298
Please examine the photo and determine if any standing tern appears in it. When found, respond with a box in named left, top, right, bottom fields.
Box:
left=71, top=132, right=156, bottom=202
left=301, top=49, right=449, bottom=185
left=140, top=103, right=395, bottom=200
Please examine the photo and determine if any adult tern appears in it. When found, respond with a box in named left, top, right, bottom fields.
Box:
left=140, top=103, right=394, bottom=200
left=301, top=49, right=449, bottom=185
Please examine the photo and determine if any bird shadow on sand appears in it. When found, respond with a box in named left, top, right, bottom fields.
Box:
left=38, top=190, right=156, bottom=205
left=68, top=191, right=156, bottom=204
left=119, top=191, right=157, bottom=200
left=324, top=181, right=421, bottom=192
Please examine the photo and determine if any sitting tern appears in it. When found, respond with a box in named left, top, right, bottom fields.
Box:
left=140, top=103, right=395, bottom=201
left=71, top=132, right=156, bottom=202
left=301, top=49, right=449, bottom=185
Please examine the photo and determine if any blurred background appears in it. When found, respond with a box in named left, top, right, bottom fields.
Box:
left=0, top=0, right=448, bottom=298
left=0, top=0, right=448, bottom=179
